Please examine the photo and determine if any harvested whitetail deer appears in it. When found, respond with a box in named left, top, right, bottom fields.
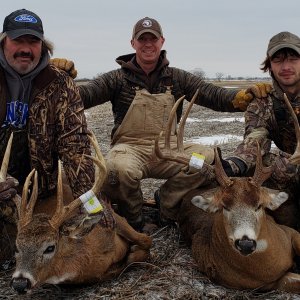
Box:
left=11, top=132, right=152, bottom=294
left=156, top=93, right=300, bottom=293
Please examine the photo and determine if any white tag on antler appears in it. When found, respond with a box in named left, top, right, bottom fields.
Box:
left=189, top=153, right=205, bottom=170
left=79, top=190, right=103, bottom=214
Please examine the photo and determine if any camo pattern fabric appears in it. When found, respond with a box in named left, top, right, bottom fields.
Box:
left=0, top=65, right=115, bottom=229
left=79, top=50, right=239, bottom=140
left=0, top=64, right=94, bottom=198
left=231, top=79, right=300, bottom=184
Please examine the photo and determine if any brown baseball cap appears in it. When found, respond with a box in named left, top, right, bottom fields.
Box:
left=267, top=31, right=300, bottom=56
left=132, top=17, right=163, bottom=39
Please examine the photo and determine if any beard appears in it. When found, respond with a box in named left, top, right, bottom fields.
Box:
left=7, top=52, right=40, bottom=75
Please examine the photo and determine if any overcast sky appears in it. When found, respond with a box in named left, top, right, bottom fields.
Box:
left=1, top=0, right=299, bottom=79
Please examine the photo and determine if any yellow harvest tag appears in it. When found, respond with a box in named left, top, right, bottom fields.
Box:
left=79, top=190, right=103, bottom=214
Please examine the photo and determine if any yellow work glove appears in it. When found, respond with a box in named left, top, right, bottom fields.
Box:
left=49, top=58, right=78, bottom=79
left=232, top=83, right=272, bottom=111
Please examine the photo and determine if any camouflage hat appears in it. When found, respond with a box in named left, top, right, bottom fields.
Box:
left=267, top=31, right=300, bottom=56
left=132, top=17, right=163, bottom=39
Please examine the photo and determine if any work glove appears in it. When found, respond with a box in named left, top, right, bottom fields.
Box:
left=0, top=176, right=18, bottom=201
left=49, top=58, right=78, bottom=79
left=232, top=83, right=272, bottom=111
left=271, top=152, right=299, bottom=185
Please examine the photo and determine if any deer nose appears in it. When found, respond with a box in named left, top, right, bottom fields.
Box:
left=10, top=277, right=31, bottom=294
left=234, top=237, right=257, bottom=256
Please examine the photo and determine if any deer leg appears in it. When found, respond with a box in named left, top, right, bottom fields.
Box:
left=126, top=245, right=151, bottom=265
left=113, top=212, right=152, bottom=250
left=267, top=272, right=300, bottom=293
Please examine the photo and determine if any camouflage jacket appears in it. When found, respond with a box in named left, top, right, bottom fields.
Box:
left=79, top=50, right=240, bottom=139
left=231, top=79, right=300, bottom=174
left=0, top=64, right=94, bottom=198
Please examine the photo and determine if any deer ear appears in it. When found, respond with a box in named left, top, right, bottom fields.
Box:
left=191, top=195, right=219, bottom=213
left=59, top=213, right=102, bottom=239
left=262, top=187, right=289, bottom=211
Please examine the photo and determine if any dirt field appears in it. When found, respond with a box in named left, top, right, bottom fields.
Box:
left=1, top=80, right=295, bottom=299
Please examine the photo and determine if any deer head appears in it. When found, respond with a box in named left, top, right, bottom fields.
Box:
left=191, top=144, right=289, bottom=255
left=11, top=132, right=107, bottom=294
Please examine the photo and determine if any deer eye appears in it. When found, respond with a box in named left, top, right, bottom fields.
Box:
left=222, top=205, right=230, bottom=212
left=255, top=205, right=262, bottom=212
left=44, top=245, right=55, bottom=254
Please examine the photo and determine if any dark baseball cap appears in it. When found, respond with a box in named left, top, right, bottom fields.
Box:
left=267, top=31, right=300, bottom=56
left=132, top=17, right=163, bottom=39
left=3, top=8, right=44, bottom=40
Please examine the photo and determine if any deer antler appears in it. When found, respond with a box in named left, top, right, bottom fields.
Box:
left=282, top=93, right=300, bottom=165
left=249, top=142, right=273, bottom=187
left=49, top=131, right=107, bottom=229
left=18, top=169, right=39, bottom=228
left=0, top=132, right=13, bottom=182
left=213, top=147, right=234, bottom=187
left=154, top=89, right=199, bottom=164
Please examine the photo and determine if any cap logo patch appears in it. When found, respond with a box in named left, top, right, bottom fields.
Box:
left=14, top=14, right=37, bottom=24
left=142, top=19, right=153, bottom=28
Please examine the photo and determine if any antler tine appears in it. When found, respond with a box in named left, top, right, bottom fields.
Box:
left=88, top=131, right=107, bottom=195
left=164, top=95, right=186, bottom=151
left=0, top=132, right=13, bottom=182
left=18, top=169, right=38, bottom=228
left=214, top=147, right=233, bottom=187
left=250, top=141, right=273, bottom=187
left=154, top=131, right=190, bottom=164
left=154, top=94, right=193, bottom=165
left=282, top=93, right=300, bottom=164
left=177, top=89, right=199, bottom=151
left=49, top=160, right=82, bottom=229
left=49, top=160, right=65, bottom=228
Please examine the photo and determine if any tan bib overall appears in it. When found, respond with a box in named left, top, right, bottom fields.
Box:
left=103, top=88, right=214, bottom=223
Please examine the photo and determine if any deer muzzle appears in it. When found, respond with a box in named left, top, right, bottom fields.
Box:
left=234, top=236, right=257, bottom=256
left=11, top=277, right=32, bottom=294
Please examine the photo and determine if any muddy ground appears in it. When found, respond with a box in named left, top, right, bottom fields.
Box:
left=0, top=81, right=296, bottom=300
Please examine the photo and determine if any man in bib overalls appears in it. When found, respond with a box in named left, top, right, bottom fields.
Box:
left=77, top=17, right=271, bottom=231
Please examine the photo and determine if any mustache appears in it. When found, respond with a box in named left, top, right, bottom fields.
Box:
left=14, top=52, right=34, bottom=59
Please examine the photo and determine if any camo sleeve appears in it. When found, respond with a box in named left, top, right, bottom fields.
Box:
left=230, top=97, right=273, bottom=173
left=55, top=75, right=95, bottom=198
